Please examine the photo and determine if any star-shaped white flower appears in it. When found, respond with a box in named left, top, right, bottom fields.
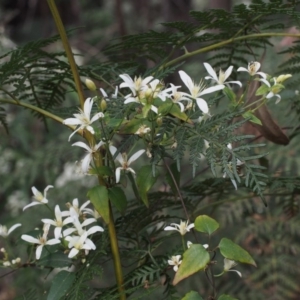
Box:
left=237, top=61, right=266, bottom=79
left=21, top=224, right=61, bottom=260
left=42, top=205, right=73, bottom=239
left=119, top=74, right=154, bottom=96
left=23, top=185, right=53, bottom=211
left=168, top=255, right=182, bottom=272
left=259, top=78, right=282, bottom=104
left=179, top=70, right=224, bottom=113
left=65, top=231, right=96, bottom=258
left=204, top=62, right=242, bottom=87
left=164, top=220, right=194, bottom=236
left=110, top=146, right=145, bottom=183
left=63, top=98, right=104, bottom=141
left=168, top=83, right=190, bottom=112
left=0, top=223, right=22, bottom=238
left=72, top=140, right=105, bottom=174
left=66, top=198, right=91, bottom=217
left=223, top=258, right=242, bottom=277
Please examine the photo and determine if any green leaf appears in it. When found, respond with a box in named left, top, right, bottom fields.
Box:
left=155, top=98, right=192, bottom=124
left=219, top=238, right=256, bottom=267
left=37, top=252, right=72, bottom=268
left=242, top=111, right=262, bottom=125
left=182, top=291, right=204, bottom=300
left=108, top=186, right=127, bottom=213
left=165, top=162, right=180, bottom=196
left=119, top=118, right=151, bottom=134
left=255, top=84, right=269, bottom=96
left=218, top=295, right=239, bottom=300
left=47, top=270, right=75, bottom=300
left=223, top=87, right=236, bottom=103
left=89, top=166, right=114, bottom=176
left=87, top=186, right=110, bottom=224
left=173, top=244, right=210, bottom=285
left=194, top=215, right=219, bottom=235
left=136, top=165, right=159, bottom=207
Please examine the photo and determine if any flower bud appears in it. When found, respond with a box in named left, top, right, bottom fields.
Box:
left=101, top=99, right=107, bottom=111
left=85, top=78, right=97, bottom=91
left=275, top=74, right=292, bottom=83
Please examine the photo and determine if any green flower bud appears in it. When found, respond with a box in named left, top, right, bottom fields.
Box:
left=85, top=78, right=97, bottom=91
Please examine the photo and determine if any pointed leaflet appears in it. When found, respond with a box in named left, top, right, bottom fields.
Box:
left=173, top=244, right=210, bottom=285
left=194, top=215, right=219, bottom=235
left=47, top=270, right=75, bottom=300
left=108, top=186, right=127, bottom=214
left=136, top=165, right=159, bottom=207
left=219, top=238, right=256, bottom=267
left=87, top=186, right=110, bottom=224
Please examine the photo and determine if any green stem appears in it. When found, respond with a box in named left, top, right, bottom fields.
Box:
left=162, top=32, right=300, bottom=69
left=107, top=203, right=126, bottom=300
left=47, top=0, right=85, bottom=108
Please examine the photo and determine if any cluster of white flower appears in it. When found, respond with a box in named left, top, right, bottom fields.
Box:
left=20, top=186, right=104, bottom=260
left=164, top=220, right=241, bottom=277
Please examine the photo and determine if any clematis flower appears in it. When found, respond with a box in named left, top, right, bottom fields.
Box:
left=168, top=83, right=191, bottom=112
left=237, top=61, right=266, bottom=79
left=119, top=74, right=154, bottom=97
left=110, top=146, right=145, bottom=183
left=100, top=86, right=118, bottom=100
left=0, top=223, right=21, bottom=238
left=72, top=140, right=105, bottom=174
left=63, top=98, right=104, bottom=141
left=164, top=220, right=194, bottom=236
left=66, top=198, right=91, bottom=217
left=23, top=185, right=53, bottom=211
left=258, top=78, right=282, bottom=104
left=42, top=205, right=73, bottom=239
left=65, top=231, right=96, bottom=258
left=168, top=255, right=182, bottom=272
left=179, top=70, right=224, bottom=114
left=21, top=224, right=61, bottom=260
left=204, top=63, right=242, bottom=87
left=223, top=258, right=242, bottom=277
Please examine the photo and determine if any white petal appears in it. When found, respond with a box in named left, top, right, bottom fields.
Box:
left=237, top=67, right=248, bottom=72
left=179, top=70, right=194, bottom=93
left=83, top=98, right=93, bottom=118
left=164, top=226, right=176, bottom=231
left=68, top=248, right=79, bottom=258
left=203, top=63, right=218, bottom=82
left=224, top=66, right=233, bottom=81
left=36, top=245, right=44, bottom=260
left=150, top=105, right=158, bottom=114
left=200, top=85, right=224, bottom=96
left=86, top=226, right=104, bottom=236
left=21, top=235, right=40, bottom=244
left=90, top=112, right=104, bottom=123
left=63, top=118, right=82, bottom=125
left=196, top=98, right=209, bottom=114
left=227, top=80, right=242, bottom=87
left=81, top=153, right=92, bottom=173
left=72, top=141, right=92, bottom=152
left=54, top=227, right=62, bottom=239
left=228, top=269, right=242, bottom=277
left=46, top=238, right=61, bottom=245
left=41, top=219, right=57, bottom=226
left=7, top=224, right=21, bottom=235
left=81, top=218, right=96, bottom=227
left=128, top=150, right=145, bottom=165
left=115, top=168, right=121, bottom=183
left=23, top=201, right=42, bottom=211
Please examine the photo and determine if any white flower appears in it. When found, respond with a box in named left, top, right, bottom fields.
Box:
left=65, top=231, right=96, bottom=258
left=110, top=146, right=145, bottom=183
left=204, top=63, right=242, bottom=87
left=135, top=125, right=151, bottom=136
left=23, top=185, right=53, bottom=211
left=179, top=70, right=224, bottom=113
left=72, top=141, right=105, bottom=174
left=0, top=223, right=21, bottom=238
left=21, top=224, right=61, bottom=260
left=237, top=61, right=266, bottom=79
left=63, top=98, right=104, bottom=141
left=168, top=255, right=182, bottom=272
left=63, top=207, right=104, bottom=237
left=168, top=83, right=190, bottom=112
left=66, top=198, right=91, bottom=217
left=42, top=205, right=73, bottom=239
left=119, top=74, right=154, bottom=97
left=164, top=220, right=194, bottom=236
left=259, top=78, right=282, bottom=104
left=223, top=258, right=242, bottom=277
